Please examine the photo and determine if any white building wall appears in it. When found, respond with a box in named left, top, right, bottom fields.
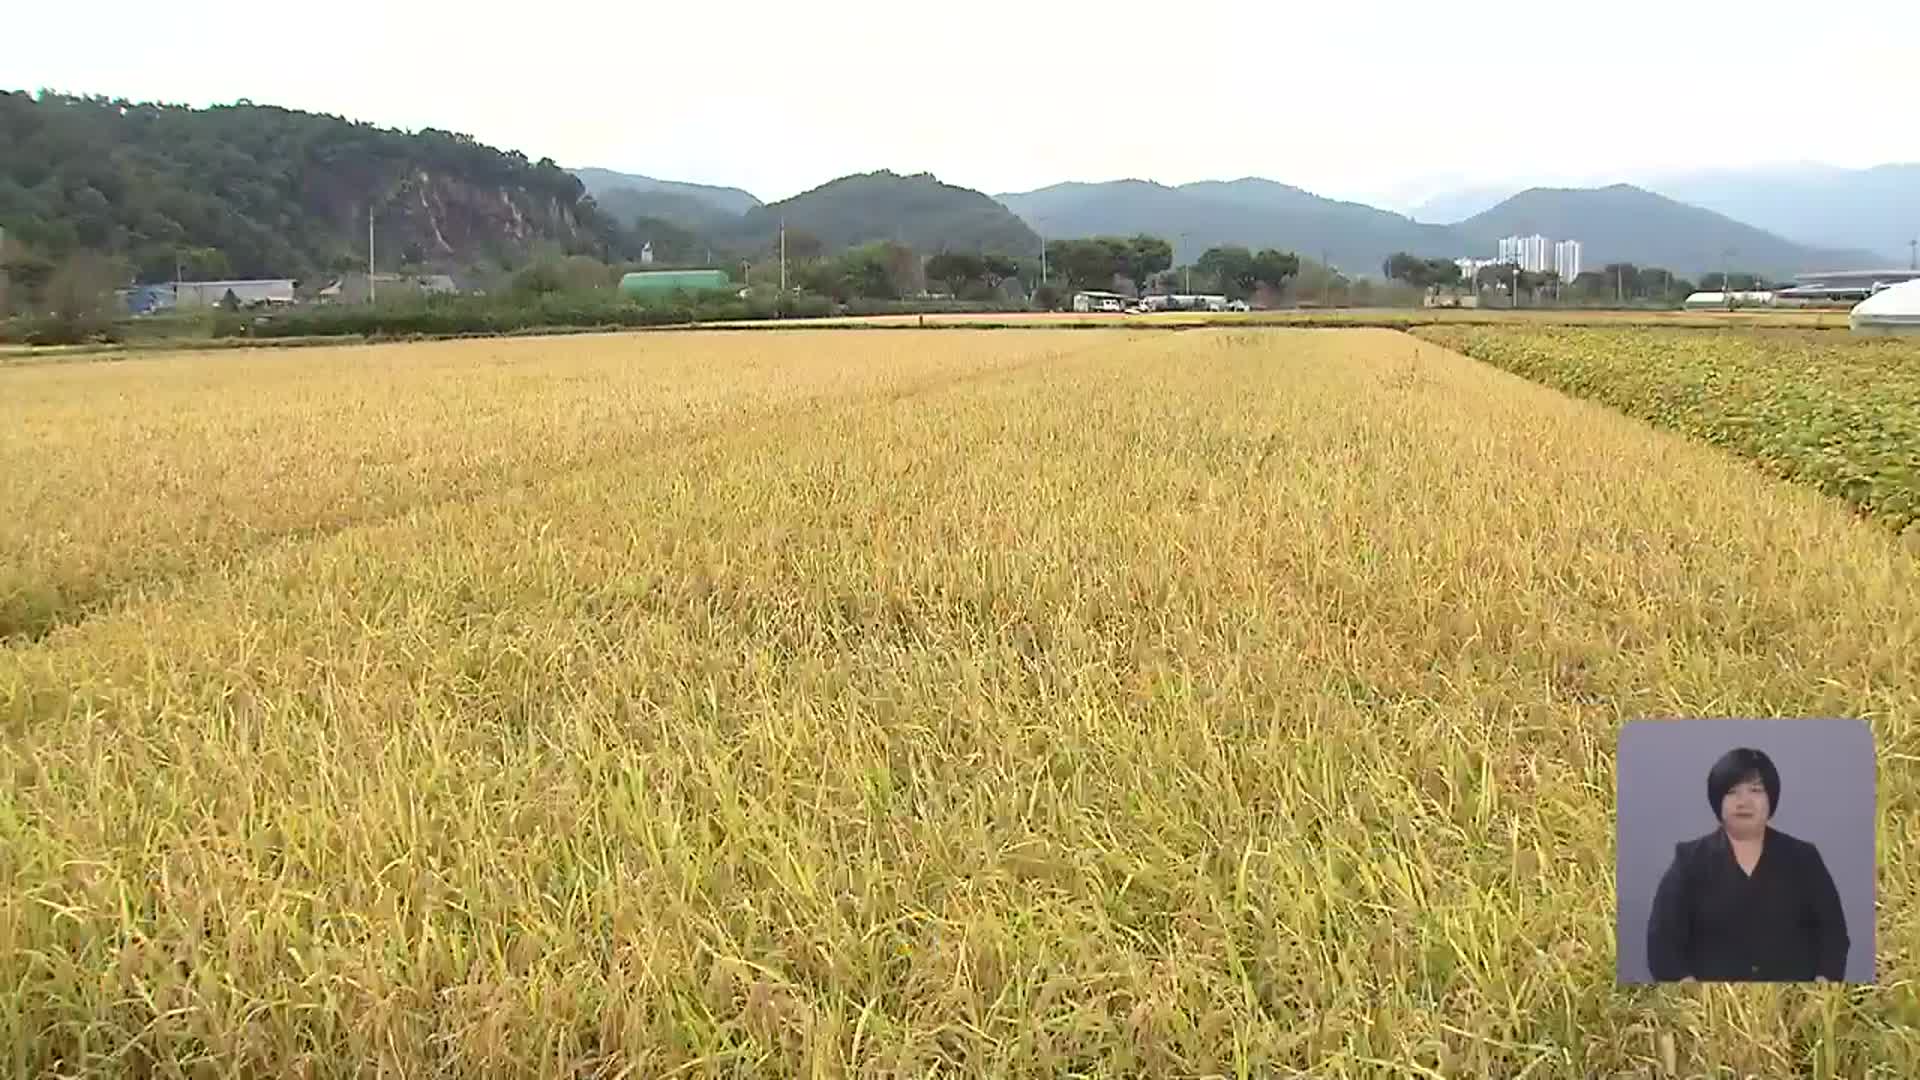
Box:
left=1498, top=235, right=1552, bottom=273
left=1554, top=239, right=1583, bottom=281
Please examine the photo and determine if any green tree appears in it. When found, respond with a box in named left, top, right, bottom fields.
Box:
left=1251, top=249, right=1300, bottom=294
left=781, top=230, right=826, bottom=263
left=1044, top=238, right=1120, bottom=291
left=1044, top=234, right=1172, bottom=293
left=2, top=248, right=56, bottom=313
left=799, top=242, right=917, bottom=301
left=1196, top=246, right=1256, bottom=298
left=1123, top=234, right=1172, bottom=290
left=42, top=251, right=126, bottom=339
left=925, top=252, right=987, bottom=294
left=1383, top=253, right=1462, bottom=291
left=511, top=256, right=611, bottom=297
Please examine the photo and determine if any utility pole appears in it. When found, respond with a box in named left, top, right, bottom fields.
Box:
left=778, top=219, right=787, bottom=293
left=368, top=210, right=376, bottom=305
left=1909, top=237, right=1917, bottom=271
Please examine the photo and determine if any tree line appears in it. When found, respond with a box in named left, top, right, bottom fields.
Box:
left=1381, top=250, right=1788, bottom=305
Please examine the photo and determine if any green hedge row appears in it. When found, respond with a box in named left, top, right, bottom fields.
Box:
left=226, top=291, right=836, bottom=339
left=1, top=291, right=853, bottom=347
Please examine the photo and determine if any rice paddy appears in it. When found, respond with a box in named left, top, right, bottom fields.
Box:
left=2, top=327, right=1915, bottom=1077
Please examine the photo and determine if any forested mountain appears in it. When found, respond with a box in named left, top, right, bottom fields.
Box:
left=1455, top=185, right=1880, bottom=277
left=0, top=91, right=635, bottom=284
left=7, top=87, right=1896, bottom=296
left=721, top=171, right=1040, bottom=258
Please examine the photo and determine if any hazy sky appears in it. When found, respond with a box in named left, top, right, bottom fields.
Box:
left=11, top=1, right=1918, bottom=208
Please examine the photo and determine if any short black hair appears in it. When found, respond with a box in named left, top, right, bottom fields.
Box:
left=1707, top=747, right=1781, bottom=820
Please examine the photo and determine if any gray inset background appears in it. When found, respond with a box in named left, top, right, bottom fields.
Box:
left=1616, top=718, right=1876, bottom=984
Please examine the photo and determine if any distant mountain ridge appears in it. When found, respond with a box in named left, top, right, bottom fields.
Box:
left=1408, top=186, right=1519, bottom=225
left=1637, top=163, right=1920, bottom=264
left=1412, top=163, right=1920, bottom=264
left=997, top=178, right=1877, bottom=278
left=996, top=178, right=1456, bottom=273
left=572, top=168, right=762, bottom=216
left=1452, top=184, right=1882, bottom=277
left=571, top=167, right=764, bottom=234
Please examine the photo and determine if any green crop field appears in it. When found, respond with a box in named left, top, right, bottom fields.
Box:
left=2, top=328, right=1915, bottom=1077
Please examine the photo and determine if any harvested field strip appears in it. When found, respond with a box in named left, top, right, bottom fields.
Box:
left=1415, top=325, right=1920, bottom=534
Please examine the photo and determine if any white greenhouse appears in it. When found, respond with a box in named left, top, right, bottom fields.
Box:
left=1850, top=279, right=1920, bottom=336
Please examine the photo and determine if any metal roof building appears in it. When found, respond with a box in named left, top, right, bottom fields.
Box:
left=173, top=279, right=296, bottom=308
left=1778, top=269, right=1920, bottom=303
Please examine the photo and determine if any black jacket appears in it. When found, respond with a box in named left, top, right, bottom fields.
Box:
left=1646, top=826, right=1848, bottom=982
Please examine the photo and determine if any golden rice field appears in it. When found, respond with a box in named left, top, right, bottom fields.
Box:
left=2, top=328, right=1917, bottom=1077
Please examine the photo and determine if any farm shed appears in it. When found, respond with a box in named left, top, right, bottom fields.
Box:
left=618, top=270, right=732, bottom=298
left=173, top=279, right=296, bottom=308
left=1850, top=279, right=1920, bottom=336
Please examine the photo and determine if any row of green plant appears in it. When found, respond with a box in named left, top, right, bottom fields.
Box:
left=225, top=291, right=820, bottom=340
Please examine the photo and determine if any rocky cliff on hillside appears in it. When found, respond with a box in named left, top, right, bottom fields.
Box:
left=0, top=91, right=634, bottom=283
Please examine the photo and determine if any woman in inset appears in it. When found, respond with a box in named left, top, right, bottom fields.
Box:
left=1646, top=747, right=1849, bottom=981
